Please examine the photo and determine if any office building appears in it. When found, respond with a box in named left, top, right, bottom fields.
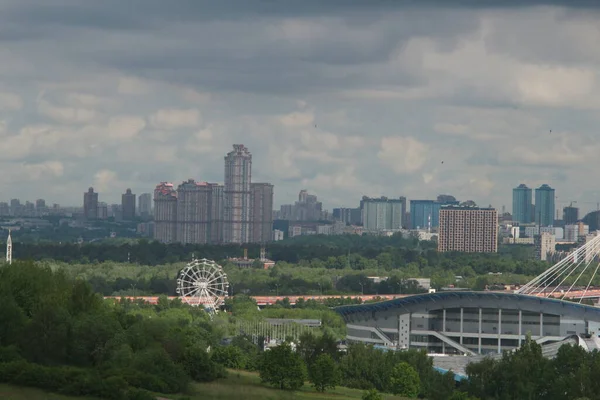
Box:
left=361, top=196, right=406, bottom=231
left=83, top=187, right=98, bottom=220
left=153, top=182, right=177, bottom=243
left=250, top=183, right=274, bottom=243
left=121, top=188, right=136, bottom=220
left=438, top=206, right=498, bottom=253
left=223, top=144, right=252, bottom=244
left=410, top=200, right=441, bottom=230
left=512, top=184, right=533, bottom=223
left=535, top=184, right=555, bottom=227
left=138, top=193, right=152, bottom=218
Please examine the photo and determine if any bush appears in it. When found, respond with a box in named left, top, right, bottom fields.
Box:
left=180, top=347, right=226, bottom=383
left=362, top=388, right=383, bottom=400
left=211, top=345, right=247, bottom=369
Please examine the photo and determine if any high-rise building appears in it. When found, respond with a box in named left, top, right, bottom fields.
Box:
left=153, top=182, right=177, bottom=243
left=563, top=206, right=579, bottom=225
left=175, top=179, right=223, bottom=244
left=209, top=184, right=225, bottom=244
left=535, top=184, right=555, bottom=227
left=250, top=183, right=274, bottom=243
left=438, top=206, right=498, bottom=253
left=223, top=144, right=252, bottom=244
left=361, top=196, right=406, bottom=231
left=295, top=190, right=323, bottom=221
left=121, top=188, right=136, bottom=220
left=512, top=184, right=533, bottom=223
left=83, top=187, right=98, bottom=220
left=138, top=193, right=152, bottom=217
left=333, top=207, right=362, bottom=225
left=410, top=200, right=442, bottom=230
left=97, top=202, right=108, bottom=219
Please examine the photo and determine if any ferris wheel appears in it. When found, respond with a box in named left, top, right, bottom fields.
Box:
left=176, top=258, right=229, bottom=313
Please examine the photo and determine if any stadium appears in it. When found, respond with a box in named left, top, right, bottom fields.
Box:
left=334, top=291, right=600, bottom=356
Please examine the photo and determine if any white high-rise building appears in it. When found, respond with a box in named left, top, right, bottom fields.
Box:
left=223, top=144, right=252, bottom=244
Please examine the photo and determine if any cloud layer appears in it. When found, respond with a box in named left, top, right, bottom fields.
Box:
left=1, top=1, right=600, bottom=213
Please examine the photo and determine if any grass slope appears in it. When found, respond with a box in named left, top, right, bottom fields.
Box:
left=191, top=370, right=405, bottom=400
left=0, top=370, right=406, bottom=400
left=0, top=384, right=100, bottom=400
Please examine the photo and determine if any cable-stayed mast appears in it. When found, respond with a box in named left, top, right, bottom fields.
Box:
left=517, top=233, right=600, bottom=302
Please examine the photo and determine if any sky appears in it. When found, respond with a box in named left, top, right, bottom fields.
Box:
left=1, top=1, right=600, bottom=214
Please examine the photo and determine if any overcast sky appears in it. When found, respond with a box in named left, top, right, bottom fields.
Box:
left=1, top=1, right=600, bottom=213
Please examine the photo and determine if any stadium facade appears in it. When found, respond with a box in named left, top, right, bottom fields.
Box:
left=335, top=292, right=600, bottom=355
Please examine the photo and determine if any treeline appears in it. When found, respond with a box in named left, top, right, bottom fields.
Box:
left=0, top=260, right=226, bottom=399
left=219, top=331, right=475, bottom=399
left=9, top=234, right=543, bottom=275
left=466, top=337, right=600, bottom=399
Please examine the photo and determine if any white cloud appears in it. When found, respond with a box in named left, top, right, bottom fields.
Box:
left=378, top=137, right=428, bottom=174
left=0, top=92, right=23, bottom=111
left=37, top=99, right=98, bottom=125
left=108, top=116, right=146, bottom=139
left=117, top=77, right=154, bottom=95
left=150, top=108, right=201, bottom=129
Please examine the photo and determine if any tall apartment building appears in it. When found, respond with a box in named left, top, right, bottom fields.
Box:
left=512, top=184, right=533, bottom=223
left=175, top=179, right=224, bottom=244
left=138, top=193, right=152, bottom=218
left=438, top=206, right=498, bottom=253
left=250, top=183, right=274, bottom=243
left=121, top=188, right=136, bottom=220
left=223, top=144, right=252, bottom=244
left=153, top=182, right=177, bottom=243
left=535, top=184, right=555, bottom=227
left=83, top=187, right=98, bottom=220
left=361, top=196, right=406, bottom=231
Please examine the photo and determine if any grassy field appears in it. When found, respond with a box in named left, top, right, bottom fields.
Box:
left=0, top=370, right=406, bottom=400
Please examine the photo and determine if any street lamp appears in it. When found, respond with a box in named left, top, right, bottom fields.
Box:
left=359, top=282, right=364, bottom=295
left=275, top=283, right=280, bottom=296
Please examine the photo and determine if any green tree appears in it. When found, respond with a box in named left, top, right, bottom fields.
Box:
left=389, top=362, right=420, bottom=398
left=259, top=343, right=306, bottom=390
left=361, top=388, right=383, bottom=400
left=309, top=353, right=340, bottom=392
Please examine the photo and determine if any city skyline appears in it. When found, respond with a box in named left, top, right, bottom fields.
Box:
left=0, top=2, right=599, bottom=211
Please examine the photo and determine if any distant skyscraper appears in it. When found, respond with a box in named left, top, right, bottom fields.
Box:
left=223, top=144, right=252, bottom=244
left=563, top=206, right=579, bottom=225
left=438, top=206, right=498, bottom=253
left=138, top=193, right=152, bottom=217
left=512, top=184, right=533, bottom=223
left=535, top=184, right=555, bottom=227
left=410, top=200, right=442, bottom=230
left=175, top=179, right=224, bottom=244
left=121, top=188, right=136, bottom=220
left=361, top=196, right=406, bottom=231
left=153, top=182, right=177, bottom=243
left=83, top=187, right=98, bottom=220
left=250, top=183, right=274, bottom=243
